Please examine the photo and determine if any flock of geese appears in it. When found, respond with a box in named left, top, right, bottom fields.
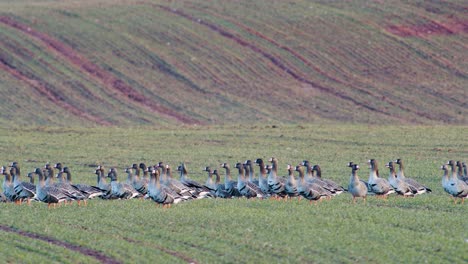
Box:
left=1, top=159, right=467, bottom=208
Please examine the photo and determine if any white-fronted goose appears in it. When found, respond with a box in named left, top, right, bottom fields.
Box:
left=128, top=164, right=148, bottom=195
left=285, top=164, right=299, bottom=199
left=446, top=160, right=468, bottom=204
left=254, top=158, right=271, bottom=196
left=63, top=167, right=103, bottom=199
left=386, top=161, right=417, bottom=197
left=395, top=158, right=432, bottom=194
left=212, top=169, right=231, bottom=198
left=221, top=162, right=241, bottom=197
left=33, top=167, right=72, bottom=208
left=367, top=159, right=395, bottom=198
left=94, top=165, right=115, bottom=199
left=56, top=167, right=88, bottom=205
left=440, top=164, right=451, bottom=197
left=347, top=162, right=367, bottom=204
left=161, top=164, right=195, bottom=199
left=107, top=168, right=142, bottom=199
left=295, top=165, right=328, bottom=204
left=1, top=166, right=17, bottom=202
left=245, top=160, right=259, bottom=186
left=302, top=160, right=336, bottom=195
left=235, top=162, right=265, bottom=199
left=267, top=157, right=287, bottom=198
left=178, top=163, right=213, bottom=199
left=203, top=166, right=217, bottom=196
left=11, top=162, right=36, bottom=204
left=139, top=163, right=151, bottom=185
left=147, top=168, right=185, bottom=207
left=456, top=161, right=468, bottom=183
left=312, top=164, right=346, bottom=195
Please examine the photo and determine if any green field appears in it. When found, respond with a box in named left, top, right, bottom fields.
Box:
left=0, top=0, right=467, bottom=126
left=1, top=125, right=467, bottom=263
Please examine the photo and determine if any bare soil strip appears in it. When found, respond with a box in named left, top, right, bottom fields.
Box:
left=0, top=225, right=121, bottom=264
left=0, top=16, right=199, bottom=125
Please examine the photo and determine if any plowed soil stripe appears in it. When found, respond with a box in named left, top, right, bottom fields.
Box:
left=0, top=16, right=199, bottom=125
left=0, top=225, right=121, bottom=264
left=0, top=57, right=111, bottom=125
left=155, top=5, right=394, bottom=118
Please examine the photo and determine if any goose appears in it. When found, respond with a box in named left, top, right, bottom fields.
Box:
left=348, top=162, right=370, bottom=191
left=446, top=160, right=468, bottom=204
left=147, top=168, right=185, bottom=207
left=456, top=161, right=468, bottom=183
left=10, top=162, right=36, bottom=204
left=62, top=167, right=103, bottom=199
left=244, top=160, right=259, bottom=186
left=267, top=157, right=287, bottom=198
left=295, top=165, right=328, bottom=204
left=285, top=164, right=299, bottom=199
left=178, top=163, right=213, bottom=199
left=386, top=161, right=417, bottom=197
left=161, top=164, right=195, bottom=199
left=367, top=159, right=395, bottom=198
left=44, top=163, right=55, bottom=187
left=33, top=167, right=72, bottom=208
left=212, top=169, right=232, bottom=198
left=177, top=163, right=213, bottom=198
left=463, top=162, right=467, bottom=179
left=235, top=162, right=265, bottom=199
left=128, top=165, right=148, bottom=195
left=1, top=166, right=17, bottom=202
left=107, top=168, right=142, bottom=199
left=254, top=158, right=271, bottom=196
left=440, top=164, right=451, bottom=197
left=395, top=158, right=432, bottom=194
left=312, top=164, right=346, bottom=195
left=94, top=165, right=115, bottom=199
left=347, top=162, right=367, bottom=204
left=203, top=166, right=217, bottom=196
left=302, top=160, right=336, bottom=195
left=139, top=163, right=151, bottom=184
left=55, top=168, right=88, bottom=205
left=221, top=162, right=241, bottom=197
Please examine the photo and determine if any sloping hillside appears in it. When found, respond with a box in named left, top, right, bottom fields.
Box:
left=0, top=0, right=466, bottom=126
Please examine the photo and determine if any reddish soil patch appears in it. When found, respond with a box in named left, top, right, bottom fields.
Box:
left=387, top=19, right=468, bottom=37
left=0, top=56, right=111, bottom=126
left=0, top=16, right=200, bottom=125
left=0, top=224, right=121, bottom=264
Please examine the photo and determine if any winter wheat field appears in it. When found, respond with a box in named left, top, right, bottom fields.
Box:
left=0, top=0, right=467, bottom=263
left=0, top=125, right=467, bottom=263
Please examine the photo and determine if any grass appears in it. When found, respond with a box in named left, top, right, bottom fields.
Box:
left=0, top=125, right=467, bottom=263
left=0, top=0, right=466, bottom=126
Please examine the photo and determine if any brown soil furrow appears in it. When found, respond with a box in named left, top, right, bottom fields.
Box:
left=0, top=16, right=200, bottom=125
left=155, top=5, right=401, bottom=119
left=0, top=57, right=111, bottom=126
left=0, top=225, right=121, bottom=264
